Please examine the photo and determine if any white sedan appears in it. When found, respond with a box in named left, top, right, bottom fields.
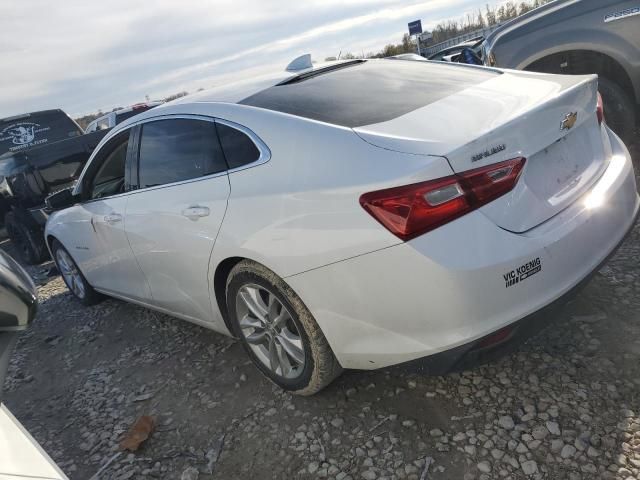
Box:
left=44, top=57, right=639, bottom=395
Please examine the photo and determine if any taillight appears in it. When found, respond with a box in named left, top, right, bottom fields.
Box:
left=360, top=158, right=526, bottom=241
left=596, top=92, right=604, bottom=125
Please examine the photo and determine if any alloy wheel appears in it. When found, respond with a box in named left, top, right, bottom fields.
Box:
left=56, top=249, right=85, bottom=299
left=235, top=284, right=305, bottom=379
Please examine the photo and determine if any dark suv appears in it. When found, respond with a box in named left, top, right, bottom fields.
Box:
left=483, top=0, right=640, bottom=144
left=0, top=110, right=109, bottom=263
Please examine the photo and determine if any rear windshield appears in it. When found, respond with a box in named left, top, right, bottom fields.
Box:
left=240, top=60, right=500, bottom=128
left=0, top=110, right=82, bottom=156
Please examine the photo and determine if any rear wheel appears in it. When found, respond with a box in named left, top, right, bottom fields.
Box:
left=51, top=240, right=101, bottom=305
left=598, top=77, right=636, bottom=146
left=5, top=212, right=48, bottom=265
left=226, top=260, right=342, bottom=395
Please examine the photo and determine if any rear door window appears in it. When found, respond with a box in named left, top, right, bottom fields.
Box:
left=216, top=122, right=261, bottom=169
left=137, top=119, right=226, bottom=189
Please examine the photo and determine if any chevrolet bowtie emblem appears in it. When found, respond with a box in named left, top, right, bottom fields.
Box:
left=560, top=112, right=578, bottom=131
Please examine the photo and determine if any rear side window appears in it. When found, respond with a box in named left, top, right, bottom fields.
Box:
left=216, top=123, right=260, bottom=169
left=138, top=119, right=226, bottom=189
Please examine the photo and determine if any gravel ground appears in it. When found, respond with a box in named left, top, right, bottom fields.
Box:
left=3, top=154, right=640, bottom=480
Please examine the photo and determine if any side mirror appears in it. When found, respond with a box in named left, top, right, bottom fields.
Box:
left=0, top=250, right=37, bottom=332
left=45, top=187, right=79, bottom=211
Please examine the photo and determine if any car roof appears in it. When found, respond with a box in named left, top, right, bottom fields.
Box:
left=1, top=109, right=65, bottom=123
left=388, top=53, right=427, bottom=61
left=113, top=58, right=502, bottom=132
left=106, top=59, right=360, bottom=132
left=93, top=102, right=164, bottom=122
left=115, top=101, right=164, bottom=115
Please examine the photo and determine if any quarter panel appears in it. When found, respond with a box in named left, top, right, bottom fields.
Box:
left=286, top=131, right=638, bottom=369
left=208, top=106, right=454, bottom=280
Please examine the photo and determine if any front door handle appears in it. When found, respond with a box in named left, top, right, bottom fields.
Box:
left=182, top=206, right=210, bottom=220
left=104, top=213, right=122, bottom=224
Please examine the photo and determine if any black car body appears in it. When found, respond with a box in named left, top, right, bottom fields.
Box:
left=0, top=110, right=109, bottom=263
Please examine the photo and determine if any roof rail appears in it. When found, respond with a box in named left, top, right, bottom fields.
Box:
left=286, top=54, right=313, bottom=72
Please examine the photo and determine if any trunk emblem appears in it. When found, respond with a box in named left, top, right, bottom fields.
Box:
left=471, top=144, right=506, bottom=162
left=560, top=112, right=578, bottom=131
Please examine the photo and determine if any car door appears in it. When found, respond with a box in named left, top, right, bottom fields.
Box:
left=58, top=130, right=151, bottom=301
left=124, top=116, right=230, bottom=322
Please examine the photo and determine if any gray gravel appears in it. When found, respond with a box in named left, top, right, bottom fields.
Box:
left=2, top=158, right=640, bottom=480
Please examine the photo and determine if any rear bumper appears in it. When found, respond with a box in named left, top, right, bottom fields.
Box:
left=394, top=201, right=638, bottom=375
left=287, top=127, right=639, bottom=370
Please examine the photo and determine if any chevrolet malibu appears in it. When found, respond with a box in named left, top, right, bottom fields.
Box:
left=44, top=58, right=639, bottom=395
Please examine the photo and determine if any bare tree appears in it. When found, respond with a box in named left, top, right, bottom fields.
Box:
left=485, top=3, right=497, bottom=26
left=518, top=2, right=532, bottom=14
left=504, top=1, right=519, bottom=19
left=477, top=9, right=486, bottom=28
left=373, top=0, right=547, bottom=56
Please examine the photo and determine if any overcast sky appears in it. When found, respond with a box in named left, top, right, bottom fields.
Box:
left=1, top=0, right=491, bottom=118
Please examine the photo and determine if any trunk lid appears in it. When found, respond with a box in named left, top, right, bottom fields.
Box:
left=354, top=69, right=606, bottom=233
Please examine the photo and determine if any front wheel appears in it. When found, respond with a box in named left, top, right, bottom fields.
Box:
left=51, top=240, right=101, bottom=306
left=226, top=260, right=342, bottom=395
left=5, top=212, right=48, bottom=265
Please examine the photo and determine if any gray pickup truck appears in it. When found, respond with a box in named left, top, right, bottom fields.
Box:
left=482, top=0, right=639, bottom=144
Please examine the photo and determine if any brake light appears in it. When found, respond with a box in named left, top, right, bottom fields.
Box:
left=360, top=158, right=526, bottom=241
left=596, top=92, right=605, bottom=125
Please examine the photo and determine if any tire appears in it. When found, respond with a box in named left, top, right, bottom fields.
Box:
left=226, top=260, right=342, bottom=395
left=5, top=212, right=48, bottom=265
left=598, top=77, right=637, bottom=146
left=50, top=239, right=102, bottom=306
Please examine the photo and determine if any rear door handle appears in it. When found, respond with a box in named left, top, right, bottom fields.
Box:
left=103, top=213, right=122, bottom=224
left=182, top=206, right=210, bottom=219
